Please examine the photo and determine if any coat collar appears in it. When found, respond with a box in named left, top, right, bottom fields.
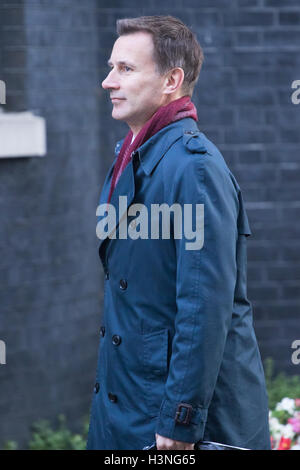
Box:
left=114, top=117, right=200, bottom=176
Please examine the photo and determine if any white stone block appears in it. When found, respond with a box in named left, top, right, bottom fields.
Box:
left=0, top=109, right=46, bottom=158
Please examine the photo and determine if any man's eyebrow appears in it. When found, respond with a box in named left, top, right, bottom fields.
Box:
left=107, top=59, right=135, bottom=68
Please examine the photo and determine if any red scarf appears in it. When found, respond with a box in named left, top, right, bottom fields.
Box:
left=107, top=95, right=198, bottom=204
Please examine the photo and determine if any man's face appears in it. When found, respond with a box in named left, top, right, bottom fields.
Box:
left=102, top=32, right=167, bottom=133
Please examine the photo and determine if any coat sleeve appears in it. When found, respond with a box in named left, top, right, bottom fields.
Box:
left=155, top=149, right=240, bottom=443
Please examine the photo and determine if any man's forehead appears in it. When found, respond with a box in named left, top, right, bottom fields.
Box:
left=109, top=32, right=154, bottom=64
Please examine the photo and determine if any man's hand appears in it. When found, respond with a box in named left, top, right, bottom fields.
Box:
left=155, top=433, right=195, bottom=450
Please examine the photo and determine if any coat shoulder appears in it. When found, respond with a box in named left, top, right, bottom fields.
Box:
left=163, top=128, right=232, bottom=181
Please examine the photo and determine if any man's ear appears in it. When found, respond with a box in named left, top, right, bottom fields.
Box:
left=163, top=67, right=185, bottom=95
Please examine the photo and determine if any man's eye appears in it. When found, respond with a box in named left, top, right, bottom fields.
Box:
left=107, top=65, right=132, bottom=72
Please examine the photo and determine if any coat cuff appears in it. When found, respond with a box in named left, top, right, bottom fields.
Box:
left=154, top=399, right=208, bottom=444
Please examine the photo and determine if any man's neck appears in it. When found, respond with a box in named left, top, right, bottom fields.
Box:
left=128, top=95, right=187, bottom=140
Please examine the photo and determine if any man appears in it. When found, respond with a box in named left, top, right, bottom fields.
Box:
left=86, top=15, right=271, bottom=451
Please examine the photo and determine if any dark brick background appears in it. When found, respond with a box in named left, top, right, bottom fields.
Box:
left=0, top=0, right=300, bottom=448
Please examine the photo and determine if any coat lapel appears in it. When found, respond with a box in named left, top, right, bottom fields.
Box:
left=97, top=146, right=136, bottom=257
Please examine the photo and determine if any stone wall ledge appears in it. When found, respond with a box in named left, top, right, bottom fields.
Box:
left=0, top=109, right=46, bottom=158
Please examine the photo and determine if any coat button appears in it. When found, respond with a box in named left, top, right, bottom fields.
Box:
left=112, top=334, right=122, bottom=346
left=119, top=279, right=127, bottom=290
left=100, top=326, right=105, bottom=337
left=94, top=382, right=100, bottom=394
left=108, top=392, right=118, bottom=403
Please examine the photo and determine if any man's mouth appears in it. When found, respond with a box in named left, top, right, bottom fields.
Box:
left=111, top=97, right=125, bottom=102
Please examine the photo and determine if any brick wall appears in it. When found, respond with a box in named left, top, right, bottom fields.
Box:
left=0, top=0, right=27, bottom=110
left=0, top=0, right=103, bottom=448
left=0, top=0, right=300, bottom=448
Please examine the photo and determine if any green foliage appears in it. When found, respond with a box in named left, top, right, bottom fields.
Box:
left=2, top=413, right=89, bottom=450
left=27, top=414, right=89, bottom=450
left=2, top=440, right=18, bottom=450
left=271, top=409, right=292, bottom=425
left=264, top=358, right=300, bottom=410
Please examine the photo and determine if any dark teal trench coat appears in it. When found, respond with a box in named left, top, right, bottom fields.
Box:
left=86, top=117, right=271, bottom=450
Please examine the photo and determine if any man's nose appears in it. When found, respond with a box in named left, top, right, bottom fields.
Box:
left=102, top=70, right=119, bottom=90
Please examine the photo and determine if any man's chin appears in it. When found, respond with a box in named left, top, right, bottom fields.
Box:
left=111, top=109, right=128, bottom=122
